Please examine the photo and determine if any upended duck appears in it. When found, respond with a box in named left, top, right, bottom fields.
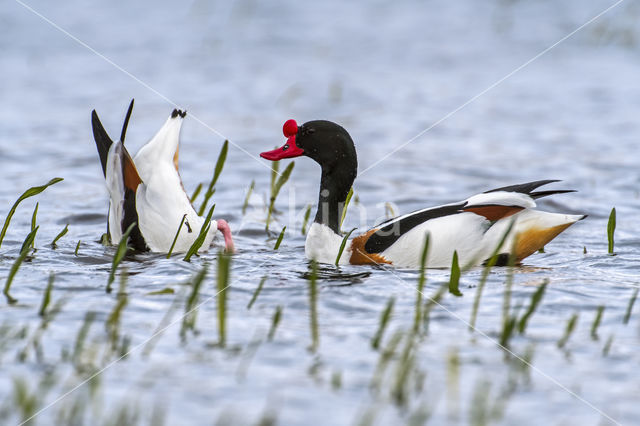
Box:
left=260, top=119, right=585, bottom=268
left=91, top=100, right=234, bottom=253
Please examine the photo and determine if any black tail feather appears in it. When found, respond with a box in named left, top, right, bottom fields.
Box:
left=485, top=179, right=561, bottom=195
left=120, top=99, right=135, bottom=143
left=530, top=189, right=576, bottom=199
left=91, top=110, right=114, bottom=177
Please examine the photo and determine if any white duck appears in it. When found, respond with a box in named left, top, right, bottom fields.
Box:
left=91, top=100, right=234, bottom=253
left=260, top=119, right=585, bottom=268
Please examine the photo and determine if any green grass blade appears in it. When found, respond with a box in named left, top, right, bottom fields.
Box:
left=448, top=251, right=462, bottom=297
left=107, top=223, right=136, bottom=293
left=308, top=260, right=319, bottom=352
left=557, top=313, right=578, bottom=348
left=270, top=158, right=280, bottom=194
left=74, top=240, right=81, bottom=256
left=51, top=224, right=69, bottom=249
left=39, top=274, right=54, bottom=317
left=372, top=297, right=395, bottom=349
left=198, top=140, right=228, bottom=215
left=274, top=226, right=286, bottom=250
left=469, top=218, right=516, bottom=331
left=267, top=306, right=283, bottom=341
left=30, top=203, right=38, bottom=248
left=4, top=226, right=39, bottom=304
left=335, top=228, right=357, bottom=266
left=242, top=180, right=255, bottom=215
left=247, top=276, right=266, bottom=310
left=591, top=305, right=605, bottom=340
left=217, top=252, right=231, bottom=346
left=413, top=235, right=430, bottom=333
left=190, top=183, right=203, bottom=203
left=180, top=265, right=208, bottom=339
left=517, top=281, right=547, bottom=334
left=183, top=205, right=215, bottom=262
left=623, top=288, right=638, bottom=325
left=339, top=187, right=354, bottom=231
left=607, top=207, right=616, bottom=254
left=266, top=162, right=295, bottom=231
left=0, top=177, right=63, bottom=248
left=166, top=214, right=187, bottom=258
left=301, top=204, right=312, bottom=235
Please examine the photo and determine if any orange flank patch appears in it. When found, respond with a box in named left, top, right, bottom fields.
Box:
left=349, top=229, right=392, bottom=265
left=464, top=205, right=524, bottom=221
left=122, top=148, right=142, bottom=191
left=514, top=223, right=574, bottom=261
left=173, top=146, right=180, bottom=172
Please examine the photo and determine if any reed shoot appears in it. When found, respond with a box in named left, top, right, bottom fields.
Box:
left=339, top=187, right=354, bottom=231
left=166, top=214, right=187, bottom=258
left=183, top=205, right=215, bottom=262
left=266, top=162, right=295, bottom=231
left=0, top=177, right=63, bottom=248
left=607, top=207, right=616, bottom=254
left=198, top=140, right=228, bottom=216
left=517, top=281, right=547, bottom=334
left=242, top=180, right=255, bottom=215
left=623, top=288, right=638, bottom=325
left=107, top=223, right=136, bottom=293
left=448, top=251, right=462, bottom=297
left=38, top=274, right=54, bottom=317
left=413, top=235, right=430, bottom=333
left=190, top=183, right=203, bottom=203
left=308, top=260, right=319, bottom=352
left=372, top=297, right=395, bottom=350
left=247, top=277, right=266, bottom=310
left=4, top=226, right=39, bottom=304
left=217, top=252, right=231, bottom=346
left=274, top=226, right=286, bottom=250
left=301, top=204, right=312, bottom=235
left=51, top=224, right=69, bottom=249
left=267, top=306, right=282, bottom=341
left=335, top=228, right=357, bottom=266
left=590, top=306, right=605, bottom=340
left=557, top=313, right=578, bottom=348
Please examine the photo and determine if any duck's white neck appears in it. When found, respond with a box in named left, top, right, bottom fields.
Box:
left=305, top=223, right=352, bottom=265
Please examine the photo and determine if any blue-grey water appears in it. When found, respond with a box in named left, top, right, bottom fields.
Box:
left=1, top=0, right=640, bottom=425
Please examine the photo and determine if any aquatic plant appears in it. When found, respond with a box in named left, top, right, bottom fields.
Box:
left=181, top=264, right=208, bottom=339
left=557, top=313, right=578, bottom=349
left=372, top=297, right=395, bottom=350
left=183, top=205, right=215, bottom=262
left=38, top=274, right=54, bottom=317
left=413, top=235, right=430, bottom=333
left=607, top=207, right=616, bottom=254
left=217, top=252, right=231, bottom=346
left=107, top=223, right=136, bottom=293
left=339, top=187, right=354, bottom=231
left=308, top=260, right=319, bottom=352
left=198, top=140, right=228, bottom=216
left=266, top=162, right=295, bottom=231
left=301, top=204, right=312, bottom=235
left=267, top=306, right=282, bottom=341
left=241, top=180, right=255, bottom=215
left=623, top=288, right=638, bottom=324
left=0, top=177, right=63, bottom=248
left=335, top=228, right=357, bottom=265
left=4, top=226, right=39, bottom=304
left=274, top=226, right=286, bottom=250
left=590, top=306, right=605, bottom=340
left=51, top=224, right=69, bottom=249
left=448, top=251, right=462, bottom=297
left=166, top=214, right=187, bottom=258
left=247, top=277, right=266, bottom=310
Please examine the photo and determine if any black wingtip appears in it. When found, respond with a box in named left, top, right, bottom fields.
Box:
left=171, top=109, right=187, bottom=118
left=91, top=109, right=114, bottom=177
left=120, top=99, right=135, bottom=143
left=530, top=189, right=577, bottom=199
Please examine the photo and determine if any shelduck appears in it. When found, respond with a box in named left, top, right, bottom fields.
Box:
left=91, top=100, right=234, bottom=253
left=260, top=119, right=585, bottom=268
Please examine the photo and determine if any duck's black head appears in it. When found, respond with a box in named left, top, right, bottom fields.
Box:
left=260, top=119, right=357, bottom=172
left=260, top=119, right=358, bottom=234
